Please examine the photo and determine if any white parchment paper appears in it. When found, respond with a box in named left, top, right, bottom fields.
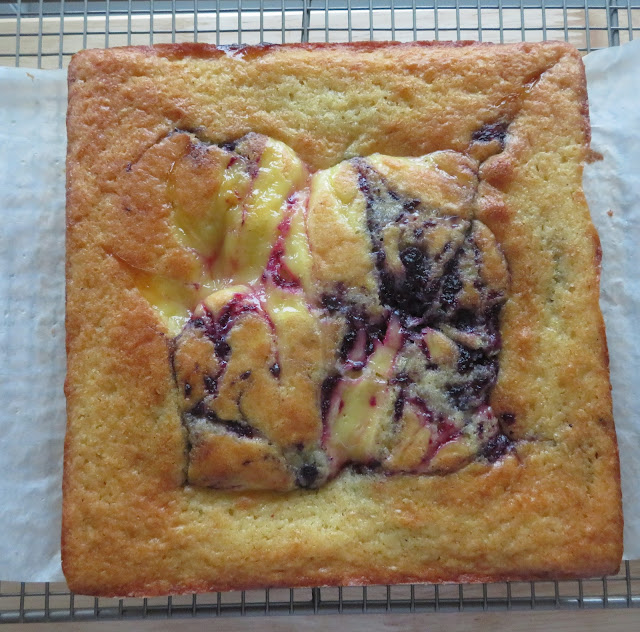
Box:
left=0, top=68, right=68, bottom=580
left=0, top=42, right=639, bottom=581
left=583, top=39, right=640, bottom=562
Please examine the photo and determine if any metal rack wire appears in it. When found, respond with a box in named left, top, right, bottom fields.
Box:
left=0, top=0, right=639, bottom=68
left=0, top=561, right=638, bottom=622
left=0, top=0, right=639, bottom=623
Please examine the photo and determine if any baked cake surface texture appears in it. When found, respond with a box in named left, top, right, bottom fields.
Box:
left=63, top=41, right=623, bottom=596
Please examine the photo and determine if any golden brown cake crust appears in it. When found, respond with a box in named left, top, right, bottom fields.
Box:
left=64, top=41, right=622, bottom=597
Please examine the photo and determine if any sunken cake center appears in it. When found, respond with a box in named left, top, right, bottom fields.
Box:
left=143, top=131, right=509, bottom=491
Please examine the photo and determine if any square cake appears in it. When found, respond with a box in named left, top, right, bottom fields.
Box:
left=63, top=41, right=623, bottom=596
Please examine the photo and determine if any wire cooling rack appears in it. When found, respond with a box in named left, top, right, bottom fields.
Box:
left=1, top=0, right=639, bottom=624
left=1, top=0, right=639, bottom=68
left=0, top=561, right=638, bottom=622
left=0, top=562, right=638, bottom=622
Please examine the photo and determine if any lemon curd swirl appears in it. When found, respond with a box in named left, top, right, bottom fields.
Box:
left=137, top=131, right=510, bottom=491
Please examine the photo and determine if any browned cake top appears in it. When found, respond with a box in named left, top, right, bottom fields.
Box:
left=63, top=41, right=622, bottom=596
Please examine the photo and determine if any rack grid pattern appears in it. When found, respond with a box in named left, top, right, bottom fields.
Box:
left=0, top=0, right=638, bottom=623
left=1, top=0, right=640, bottom=69
left=0, top=561, right=639, bottom=622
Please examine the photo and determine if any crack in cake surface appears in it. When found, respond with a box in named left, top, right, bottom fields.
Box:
left=136, top=131, right=510, bottom=491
